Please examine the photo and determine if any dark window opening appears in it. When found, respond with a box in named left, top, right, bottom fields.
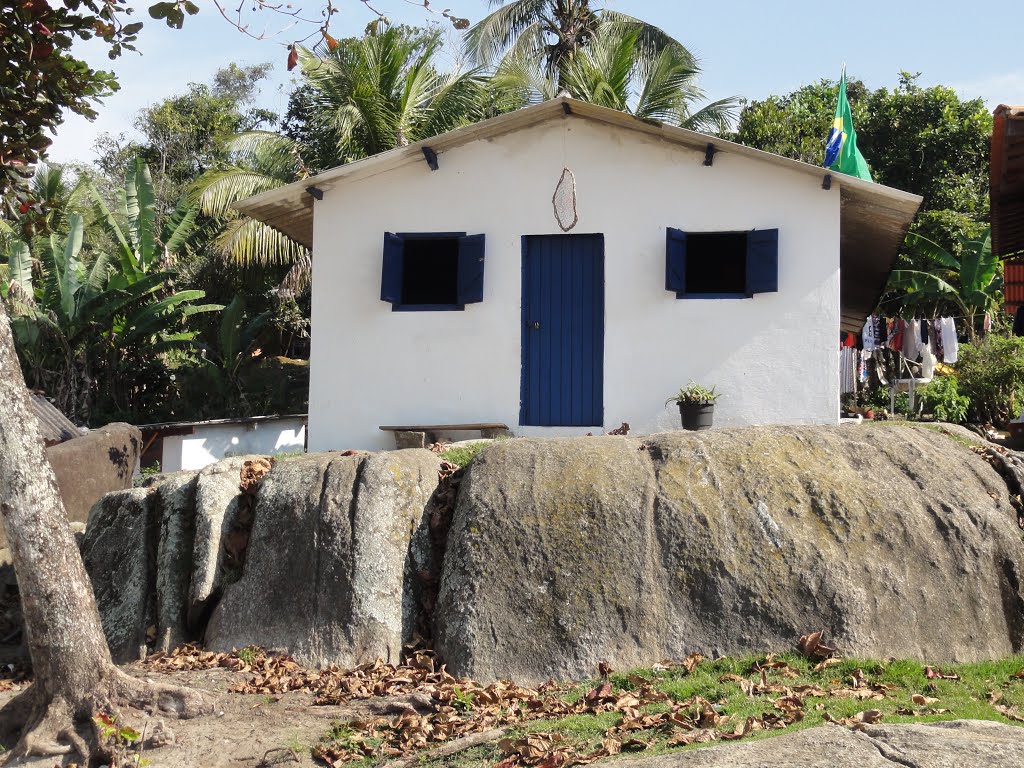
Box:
left=381, top=231, right=486, bottom=310
left=402, top=237, right=459, bottom=305
left=685, top=232, right=747, bottom=295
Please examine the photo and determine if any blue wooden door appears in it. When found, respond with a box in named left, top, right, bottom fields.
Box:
left=521, top=234, right=605, bottom=426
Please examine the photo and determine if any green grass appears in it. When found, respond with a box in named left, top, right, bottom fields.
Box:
left=331, top=652, right=1024, bottom=768
left=438, top=442, right=492, bottom=468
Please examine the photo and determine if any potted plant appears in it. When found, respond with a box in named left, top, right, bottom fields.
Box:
left=667, top=382, right=720, bottom=431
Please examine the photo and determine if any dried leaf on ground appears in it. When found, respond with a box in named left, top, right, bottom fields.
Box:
left=798, top=630, right=838, bottom=661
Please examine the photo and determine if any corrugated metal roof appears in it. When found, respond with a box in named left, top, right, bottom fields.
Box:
left=30, top=394, right=80, bottom=445
left=235, top=96, right=922, bottom=334
left=992, top=105, right=1024, bottom=259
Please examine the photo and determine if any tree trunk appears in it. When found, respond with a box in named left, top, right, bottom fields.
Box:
left=0, top=300, right=205, bottom=760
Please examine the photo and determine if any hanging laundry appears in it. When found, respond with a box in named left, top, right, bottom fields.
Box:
left=902, top=319, right=923, bottom=361
left=842, top=331, right=856, bottom=348
left=839, top=347, right=857, bottom=394
left=932, top=319, right=944, bottom=361
left=862, top=316, right=879, bottom=351
left=939, top=317, right=959, bottom=364
left=983, top=312, right=992, bottom=335
left=859, top=349, right=870, bottom=383
left=888, top=319, right=904, bottom=351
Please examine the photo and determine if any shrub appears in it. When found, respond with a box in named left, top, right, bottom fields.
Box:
left=920, top=375, right=970, bottom=423
left=956, top=335, right=1024, bottom=425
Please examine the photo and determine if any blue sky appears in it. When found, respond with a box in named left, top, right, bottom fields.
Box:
left=49, top=0, right=1024, bottom=164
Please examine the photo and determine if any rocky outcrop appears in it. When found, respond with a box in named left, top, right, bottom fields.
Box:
left=188, top=456, right=261, bottom=627
left=614, top=720, right=1024, bottom=767
left=205, top=450, right=442, bottom=667
left=82, top=449, right=443, bottom=665
left=435, top=426, right=1024, bottom=682
left=80, top=425, right=1024, bottom=679
left=81, top=488, right=157, bottom=662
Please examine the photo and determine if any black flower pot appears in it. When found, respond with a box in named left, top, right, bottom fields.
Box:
left=679, top=402, right=714, bottom=431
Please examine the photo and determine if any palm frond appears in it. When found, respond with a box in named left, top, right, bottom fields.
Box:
left=214, top=217, right=307, bottom=267
left=465, top=0, right=551, bottom=66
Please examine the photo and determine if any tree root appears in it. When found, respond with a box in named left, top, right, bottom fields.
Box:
left=1, top=667, right=209, bottom=765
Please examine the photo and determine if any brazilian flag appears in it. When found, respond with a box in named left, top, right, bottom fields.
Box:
left=823, top=69, right=872, bottom=181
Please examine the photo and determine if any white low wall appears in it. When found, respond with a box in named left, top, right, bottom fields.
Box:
left=160, top=417, right=307, bottom=473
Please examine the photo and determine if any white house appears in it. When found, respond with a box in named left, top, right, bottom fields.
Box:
left=237, top=97, right=921, bottom=452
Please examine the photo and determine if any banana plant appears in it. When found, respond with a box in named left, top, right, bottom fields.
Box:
left=889, top=228, right=1000, bottom=342
left=1, top=211, right=220, bottom=421
left=87, top=157, right=197, bottom=283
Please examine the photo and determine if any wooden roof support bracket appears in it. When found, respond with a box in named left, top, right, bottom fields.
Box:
left=306, top=185, right=324, bottom=200
left=822, top=174, right=832, bottom=191
left=422, top=146, right=439, bottom=171
left=704, top=143, right=717, bottom=166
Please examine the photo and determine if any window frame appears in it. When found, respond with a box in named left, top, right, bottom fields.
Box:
left=381, top=231, right=486, bottom=311
left=665, top=227, right=779, bottom=300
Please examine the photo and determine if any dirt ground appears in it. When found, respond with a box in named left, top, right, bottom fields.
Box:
left=0, top=662, right=427, bottom=768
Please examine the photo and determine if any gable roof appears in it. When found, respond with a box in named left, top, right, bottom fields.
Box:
left=236, top=96, right=922, bottom=333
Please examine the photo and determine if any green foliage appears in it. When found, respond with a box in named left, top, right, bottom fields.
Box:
left=94, top=711, right=151, bottom=767
left=889, top=229, right=1001, bottom=341
left=493, top=20, right=736, bottom=132
left=326, top=652, right=1024, bottom=768
left=956, top=335, right=1024, bottom=425
left=735, top=72, right=991, bottom=216
left=0, top=1, right=124, bottom=198
left=666, top=382, right=719, bottom=405
left=236, top=646, right=260, bottom=665
left=920, top=375, right=970, bottom=423
left=735, top=77, right=870, bottom=164
left=297, top=24, right=487, bottom=164
left=1, top=159, right=220, bottom=424
left=735, top=73, right=992, bottom=319
left=439, top=442, right=491, bottom=468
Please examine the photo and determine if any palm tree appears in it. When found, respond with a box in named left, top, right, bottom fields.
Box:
left=492, top=21, right=737, bottom=131
left=192, top=24, right=486, bottom=278
left=299, top=24, right=487, bottom=162
left=193, top=131, right=311, bottom=271
left=467, top=0, right=680, bottom=91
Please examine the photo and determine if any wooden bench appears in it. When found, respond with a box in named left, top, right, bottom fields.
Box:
left=379, top=423, right=512, bottom=449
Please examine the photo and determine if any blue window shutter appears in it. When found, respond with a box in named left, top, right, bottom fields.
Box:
left=746, top=228, right=779, bottom=295
left=666, top=228, right=687, bottom=293
left=381, top=232, right=405, bottom=304
left=457, top=234, right=485, bottom=304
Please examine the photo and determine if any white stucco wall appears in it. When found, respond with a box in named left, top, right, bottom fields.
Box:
left=309, top=118, right=841, bottom=452
left=160, top=417, right=307, bottom=472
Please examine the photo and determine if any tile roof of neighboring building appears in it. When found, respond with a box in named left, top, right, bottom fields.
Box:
left=992, top=105, right=1024, bottom=259
left=31, top=394, right=80, bottom=446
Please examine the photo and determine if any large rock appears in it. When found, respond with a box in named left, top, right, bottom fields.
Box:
left=81, top=487, right=158, bottom=662
left=436, top=426, right=1024, bottom=682
left=615, top=720, right=1024, bottom=767
left=205, top=450, right=443, bottom=667
left=82, top=456, right=252, bottom=662
left=154, top=473, right=198, bottom=653
left=0, top=422, right=141, bottom=551
left=188, top=456, right=257, bottom=627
